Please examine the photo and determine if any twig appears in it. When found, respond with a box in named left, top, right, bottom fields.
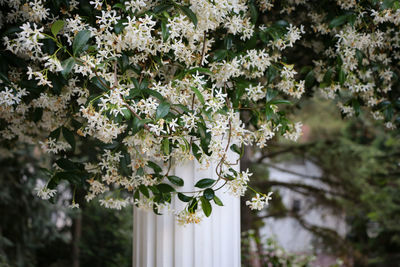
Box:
left=122, top=101, right=151, bottom=131
left=200, top=31, right=207, bottom=66
left=113, top=61, right=118, bottom=88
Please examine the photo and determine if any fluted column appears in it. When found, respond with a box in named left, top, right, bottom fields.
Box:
left=133, top=149, right=240, bottom=267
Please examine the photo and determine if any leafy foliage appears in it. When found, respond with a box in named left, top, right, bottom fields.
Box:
left=0, top=0, right=399, bottom=223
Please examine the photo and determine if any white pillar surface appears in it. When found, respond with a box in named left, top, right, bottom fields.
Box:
left=133, top=150, right=240, bottom=267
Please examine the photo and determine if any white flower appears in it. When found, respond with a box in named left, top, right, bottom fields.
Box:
left=283, top=122, right=303, bottom=142
left=246, top=192, right=273, bottom=210
left=69, top=202, right=80, bottom=209
left=227, top=169, right=253, bottom=197
left=167, top=118, right=179, bottom=133
left=99, top=198, right=130, bottom=210
left=35, top=185, right=57, bottom=200
left=245, top=83, right=265, bottom=102
left=89, top=0, right=102, bottom=9
left=176, top=210, right=203, bottom=226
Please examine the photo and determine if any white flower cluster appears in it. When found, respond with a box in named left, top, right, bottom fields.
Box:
left=227, top=169, right=253, bottom=197
left=246, top=192, right=273, bottom=211
left=39, top=138, right=71, bottom=154
left=276, top=66, right=305, bottom=99
left=35, top=185, right=57, bottom=200
left=0, top=0, right=309, bottom=218
left=99, top=197, right=130, bottom=210
left=303, top=3, right=400, bottom=124
left=283, top=122, right=303, bottom=142
left=176, top=210, right=203, bottom=226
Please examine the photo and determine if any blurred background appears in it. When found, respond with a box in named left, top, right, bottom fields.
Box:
left=1, top=96, right=399, bottom=267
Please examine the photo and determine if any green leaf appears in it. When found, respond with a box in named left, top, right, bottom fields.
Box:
left=148, top=161, right=162, bottom=173
left=114, top=19, right=127, bottom=34
left=178, top=193, right=192, bottom=202
left=131, top=117, right=151, bottom=135
left=329, top=15, right=347, bottom=28
left=384, top=105, right=394, bottom=121
left=259, top=31, right=269, bottom=43
left=213, top=49, right=227, bottom=61
left=339, top=68, right=346, bottom=85
left=55, top=158, right=76, bottom=171
left=382, top=0, right=397, bottom=9
left=51, top=20, right=65, bottom=36
left=323, top=68, right=333, bottom=84
left=200, top=196, right=212, bottom=217
left=191, top=143, right=202, bottom=161
left=156, top=102, right=170, bottom=119
left=352, top=98, right=361, bottom=117
left=0, top=72, right=9, bottom=83
left=355, top=49, right=363, bottom=65
left=32, top=108, right=43, bottom=122
left=153, top=4, right=172, bottom=13
left=167, top=175, right=184, bottom=186
left=113, top=3, right=126, bottom=10
left=118, top=54, right=130, bottom=73
left=188, top=198, right=198, bottom=212
left=161, top=20, right=170, bottom=41
left=267, top=65, right=278, bottom=83
left=162, top=138, right=170, bottom=155
left=73, top=30, right=91, bottom=56
left=62, top=127, right=75, bottom=151
left=189, top=86, right=205, bottom=105
left=186, top=67, right=212, bottom=75
left=329, top=13, right=355, bottom=28
left=139, top=185, right=150, bottom=198
left=230, top=144, right=242, bottom=155
left=90, top=76, right=110, bottom=91
left=274, top=20, right=289, bottom=28
left=249, top=1, right=258, bottom=24
left=266, top=89, right=278, bottom=102
left=119, top=153, right=131, bottom=176
left=269, top=99, right=291, bottom=105
left=213, top=195, right=224, bottom=206
left=203, top=188, right=215, bottom=200
left=178, top=5, right=197, bottom=27
left=148, top=184, right=159, bottom=194
left=243, top=35, right=257, bottom=50
left=133, top=190, right=141, bottom=203
left=224, top=35, right=233, bottom=50
left=305, top=71, right=315, bottom=89
left=142, top=89, right=164, bottom=101
left=4, top=26, right=23, bottom=36
left=53, top=171, right=82, bottom=185
left=49, top=127, right=61, bottom=140
left=195, top=178, right=215, bottom=188
left=198, top=123, right=211, bottom=155
left=157, top=183, right=176, bottom=193
left=122, top=108, right=131, bottom=120
left=61, top=57, right=75, bottom=78
left=265, top=106, right=274, bottom=121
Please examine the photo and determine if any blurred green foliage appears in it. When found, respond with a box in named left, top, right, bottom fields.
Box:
left=0, top=152, right=132, bottom=267
left=242, top=97, right=400, bottom=266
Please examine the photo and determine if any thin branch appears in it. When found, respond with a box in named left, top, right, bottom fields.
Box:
left=122, top=101, right=151, bottom=131
left=253, top=180, right=351, bottom=200
left=113, top=61, right=118, bottom=88
left=261, top=162, right=323, bottom=180
left=200, top=31, right=207, bottom=66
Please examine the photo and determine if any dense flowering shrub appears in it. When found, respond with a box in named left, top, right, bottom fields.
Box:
left=0, top=0, right=399, bottom=224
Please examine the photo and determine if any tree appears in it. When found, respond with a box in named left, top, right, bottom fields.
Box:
left=0, top=0, right=399, bottom=224
left=241, top=98, right=400, bottom=266
left=0, top=149, right=132, bottom=266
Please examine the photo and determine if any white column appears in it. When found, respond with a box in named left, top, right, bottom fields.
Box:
left=133, top=150, right=240, bottom=267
